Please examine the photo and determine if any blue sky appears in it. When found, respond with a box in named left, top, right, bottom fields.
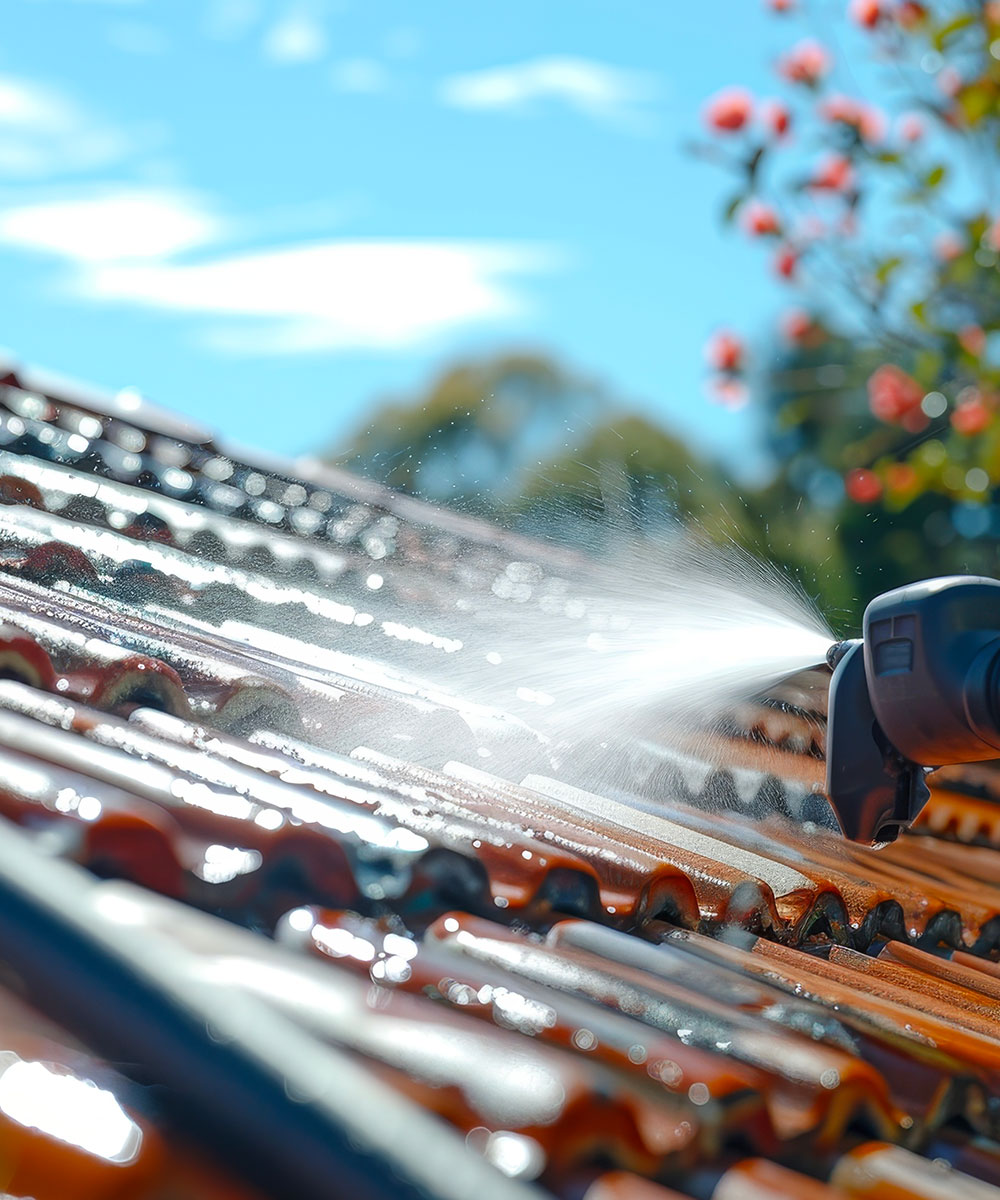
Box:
left=1, top=0, right=849, bottom=474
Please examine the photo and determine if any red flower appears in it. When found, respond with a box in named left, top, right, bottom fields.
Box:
left=741, top=200, right=781, bottom=236
left=820, top=94, right=884, bottom=142
left=895, top=1, right=926, bottom=28
left=900, top=407, right=929, bottom=433
left=774, top=243, right=798, bottom=279
left=867, top=364, right=923, bottom=423
left=897, top=113, right=923, bottom=142
left=845, top=468, right=882, bottom=504
left=707, top=377, right=749, bottom=410
left=958, top=325, right=986, bottom=357
left=987, top=218, right=1000, bottom=252
left=768, top=0, right=795, bottom=10
left=705, top=330, right=744, bottom=372
left=778, top=40, right=830, bottom=86
left=849, top=0, right=883, bottom=28
left=704, top=87, right=753, bottom=132
left=780, top=308, right=823, bottom=344
left=934, top=232, right=963, bottom=261
left=761, top=99, right=791, bottom=137
left=938, top=66, right=962, bottom=98
left=810, top=153, right=855, bottom=191
left=952, top=398, right=991, bottom=435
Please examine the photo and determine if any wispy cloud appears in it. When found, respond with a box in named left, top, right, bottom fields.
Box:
left=0, top=75, right=126, bottom=178
left=439, top=56, right=659, bottom=130
left=0, top=187, right=219, bottom=261
left=89, top=241, right=551, bottom=353
left=0, top=185, right=553, bottom=355
left=262, top=5, right=327, bottom=64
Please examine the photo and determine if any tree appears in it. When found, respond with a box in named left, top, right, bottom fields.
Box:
left=697, top=1, right=1000, bottom=618
left=334, top=352, right=740, bottom=544
left=334, top=353, right=604, bottom=520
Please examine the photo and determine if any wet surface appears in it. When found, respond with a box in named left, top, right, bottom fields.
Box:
left=0, top=369, right=1000, bottom=1197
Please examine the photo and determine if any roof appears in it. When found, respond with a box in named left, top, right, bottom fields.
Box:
left=0, top=362, right=996, bottom=1199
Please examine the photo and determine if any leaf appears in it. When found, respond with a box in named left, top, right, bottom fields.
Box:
left=876, top=256, right=903, bottom=285
left=925, top=164, right=947, bottom=188
left=957, top=81, right=997, bottom=126
left=722, top=193, right=743, bottom=224
left=910, top=300, right=928, bottom=329
left=914, top=349, right=943, bottom=383
left=933, top=13, right=975, bottom=50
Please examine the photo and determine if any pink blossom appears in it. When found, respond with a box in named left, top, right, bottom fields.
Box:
left=778, top=40, right=831, bottom=86
left=952, top=397, right=991, bottom=436
left=959, top=325, right=986, bottom=356
left=820, top=94, right=885, bottom=142
left=810, top=153, right=855, bottom=191
left=760, top=99, right=791, bottom=138
left=897, top=113, right=923, bottom=142
left=845, top=468, right=882, bottom=504
left=934, top=232, right=963, bottom=261
left=867, top=364, right=923, bottom=424
left=707, top=378, right=749, bottom=410
left=704, top=87, right=754, bottom=132
left=774, top=244, right=798, bottom=279
left=896, top=1, right=926, bottom=27
left=741, top=200, right=781, bottom=236
left=938, top=66, right=962, bottom=98
left=781, top=308, right=814, bottom=343
left=849, top=0, right=884, bottom=28
left=705, top=331, right=745, bottom=373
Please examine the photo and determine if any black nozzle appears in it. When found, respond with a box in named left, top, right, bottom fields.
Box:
left=825, top=575, right=1000, bottom=845
left=826, top=638, right=859, bottom=672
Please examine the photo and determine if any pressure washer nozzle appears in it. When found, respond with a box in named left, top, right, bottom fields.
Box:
left=825, top=639, right=860, bottom=672
left=825, top=575, right=1000, bottom=845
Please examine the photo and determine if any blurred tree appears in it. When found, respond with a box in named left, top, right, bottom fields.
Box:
left=334, top=352, right=740, bottom=544
left=335, top=353, right=602, bottom=519
left=697, top=0, right=1000, bottom=620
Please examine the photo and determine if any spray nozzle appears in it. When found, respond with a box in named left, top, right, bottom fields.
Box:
left=826, top=575, right=1000, bottom=845
left=825, top=638, right=860, bottom=672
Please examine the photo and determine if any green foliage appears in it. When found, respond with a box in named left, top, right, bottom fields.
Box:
left=696, top=0, right=1000, bottom=621
left=333, top=352, right=744, bottom=546
left=328, top=4, right=1000, bottom=630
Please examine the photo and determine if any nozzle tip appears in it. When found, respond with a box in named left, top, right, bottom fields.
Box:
left=826, top=639, right=860, bottom=671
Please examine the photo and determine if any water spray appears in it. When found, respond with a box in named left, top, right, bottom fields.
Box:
left=826, top=575, right=1000, bottom=846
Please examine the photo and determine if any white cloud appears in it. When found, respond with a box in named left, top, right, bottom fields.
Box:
left=439, top=56, right=658, bottom=129
left=330, top=58, right=387, bottom=94
left=0, top=188, right=219, bottom=262
left=0, top=75, right=126, bottom=178
left=86, top=241, right=550, bottom=352
left=262, top=7, right=327, bottom=63
left=0, top=183, right=551, bottom=354
left=0, top=177, right=553, bottom=354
